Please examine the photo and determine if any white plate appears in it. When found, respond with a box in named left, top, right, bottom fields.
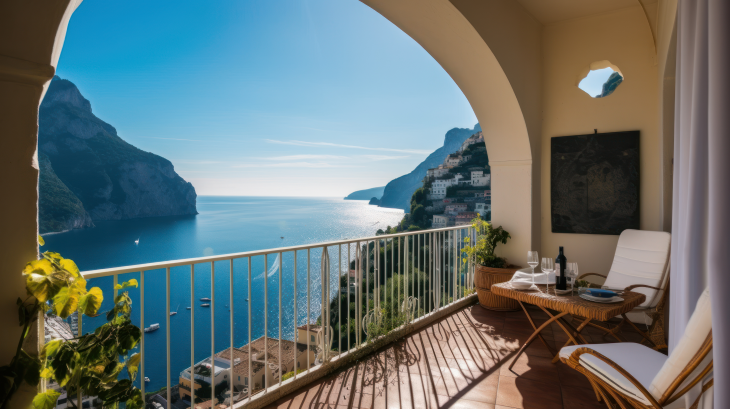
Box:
left=580, top=293, right=624, bottom=304
left=510, top=281, right=538, bottom=291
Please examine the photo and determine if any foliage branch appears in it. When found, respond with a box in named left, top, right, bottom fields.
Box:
left=0, top=236, right=143, bottom=409
left=461, top=215, right=511, bottom=268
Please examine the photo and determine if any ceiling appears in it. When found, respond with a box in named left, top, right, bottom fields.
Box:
left=515, top=0, right=656, bottom=25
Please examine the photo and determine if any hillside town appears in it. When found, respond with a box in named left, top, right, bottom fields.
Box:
left=423, top=132, right=491, bottom=227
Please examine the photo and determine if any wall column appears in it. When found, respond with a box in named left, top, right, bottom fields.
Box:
left=0, top=1, right=81, bottom=407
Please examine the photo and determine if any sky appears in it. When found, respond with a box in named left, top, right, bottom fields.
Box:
left=55, top=0, right=478, bottom=197
left=578, top=67, right=620, bottom=97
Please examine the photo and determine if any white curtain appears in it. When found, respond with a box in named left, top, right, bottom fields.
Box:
left=671, top=0, right=729, bottom=407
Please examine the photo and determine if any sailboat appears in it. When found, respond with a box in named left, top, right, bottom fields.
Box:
left=170, top=304, right=179, bottom=316
left=134, top=237, right=140, bottom=245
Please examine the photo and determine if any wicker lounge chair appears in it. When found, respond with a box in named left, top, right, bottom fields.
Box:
left=578, top=229, right=671, bottom=349
left=559, top=287, right=712, bottom=409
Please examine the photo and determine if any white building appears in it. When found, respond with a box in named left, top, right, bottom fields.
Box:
left=431, top=174, right=463, bottom=196
left=475, top=202, right=491, bottom=217
left=470, top=170, right=490, bottom=187
left=432, top=215, right=449, bottom=228
left=427, top=166, right=450, bottom=178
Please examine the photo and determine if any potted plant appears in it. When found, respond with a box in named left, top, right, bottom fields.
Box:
left=461, top=216, right=520, bottom=311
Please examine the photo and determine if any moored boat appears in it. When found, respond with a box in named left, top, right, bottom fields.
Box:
left=144, top=323, right=160, bottom=333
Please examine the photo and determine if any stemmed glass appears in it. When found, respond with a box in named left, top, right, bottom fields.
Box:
left=566, top=262, right=579, bottom=292
left=527, top=251, right=539, bottom=284
left=541, top=258, right=554, bottom=290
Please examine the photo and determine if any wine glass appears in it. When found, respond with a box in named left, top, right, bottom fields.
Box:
left=567, top=262, right=579, bottom=292
left=527, top=251, right=539, bottom=283
left=541, top=258, right=554, bottom=289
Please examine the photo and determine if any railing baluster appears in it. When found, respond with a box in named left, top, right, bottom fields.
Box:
left=166, top=267, right=171, bottom=407
left=264, top=254, right=268, bottom=392
left=306, top=248, right=310, bottom=372
left=141, top=270, right=145, bottom=396
left=347, top=244, right=350, bottom=351
left=278, top=251, right=282, bottom=385
left=229, top=259, right=233, bottom=407
left=293, top=251, right=298, bottom=380
left=338, top=244, right=341, bottom=356
left=365, top=240, right=369, bottom=339
left=190, top=264, right=195, bottom=407
left=247, top=257, right=252, bottom=402
left=210, top=261, right=214, bottom=403
left=357, top=241, right=361, bottom=346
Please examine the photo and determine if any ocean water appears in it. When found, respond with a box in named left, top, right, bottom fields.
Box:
left=41, top=196, right=404, bottom=392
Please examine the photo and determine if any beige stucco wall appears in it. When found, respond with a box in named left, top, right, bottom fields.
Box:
left=540, top=6, right=661, bottom=276
left=363, top=0, right=541, bottom=267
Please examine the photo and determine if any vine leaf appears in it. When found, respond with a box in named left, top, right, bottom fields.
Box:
left=79, top=287, right=104, bottom=316
left=25, top=271, right=65, bottom=303
left=32, top=389, right=60, bottom=409
left=38, top=235, right=45, bottom=246
left=126, top=353, right=141, bottom=380
left=52, top=286, right=81, bottom=319
left=114, top=279, right=138, bottom=291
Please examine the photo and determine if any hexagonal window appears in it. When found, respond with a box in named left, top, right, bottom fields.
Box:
left=578, top=61, right=624, bottom=98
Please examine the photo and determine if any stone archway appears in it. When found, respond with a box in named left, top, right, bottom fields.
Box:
left=362, top=0, right=542, bottom=264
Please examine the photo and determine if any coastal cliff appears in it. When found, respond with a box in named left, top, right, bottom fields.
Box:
left=376, top=124, right=480, bottom=211
left=38, top=76, right=198, bottom=233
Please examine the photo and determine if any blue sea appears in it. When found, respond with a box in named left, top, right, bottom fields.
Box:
left=41, top=196, right=404, bottom=392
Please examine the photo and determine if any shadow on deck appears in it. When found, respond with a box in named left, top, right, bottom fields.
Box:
left=266, top=303, right=648, bottom=409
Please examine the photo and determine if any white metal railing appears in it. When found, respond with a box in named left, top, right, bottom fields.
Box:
left=76, top=225, right=475, bottom=408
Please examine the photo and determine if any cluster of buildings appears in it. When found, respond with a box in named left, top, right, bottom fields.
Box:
left=423, top=132, right=491, bottom=228
left=178, top=325, right=323, bottom=407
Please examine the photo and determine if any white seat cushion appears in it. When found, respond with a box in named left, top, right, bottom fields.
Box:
left=603, top=229, right=671, bottom=308
left=560, top=343, right=667, bottom=405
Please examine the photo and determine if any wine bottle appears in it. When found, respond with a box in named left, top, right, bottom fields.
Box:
left=555, top=246, right=567, bottom=290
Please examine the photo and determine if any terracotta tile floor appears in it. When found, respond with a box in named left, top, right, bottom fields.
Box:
left=268, top=304, right=648, bottom=409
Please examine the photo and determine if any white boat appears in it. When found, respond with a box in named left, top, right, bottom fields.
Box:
left=144, top=323, right=160, bottom=333
left=170, top=304, right=179, bottom=316
left=186, top=306, right=191, bottom=310
left=200, top=297, right=211, bottom=302
left=144, top=377, right=150, bottom=382
left=134, top=238, right=140, bottom=245
left=201, top=303, right=210, bottom=307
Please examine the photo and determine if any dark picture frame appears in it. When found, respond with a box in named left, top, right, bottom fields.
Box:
left=551, top=130, right=640, bottom=235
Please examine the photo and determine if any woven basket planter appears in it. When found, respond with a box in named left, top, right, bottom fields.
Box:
left=475, top=264, right=521, bottom=311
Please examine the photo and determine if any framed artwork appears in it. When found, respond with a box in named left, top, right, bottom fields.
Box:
left=551, top=130, right=640, bottom=235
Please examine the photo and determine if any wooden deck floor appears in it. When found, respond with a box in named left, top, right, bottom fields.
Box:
left=267, top=303, right=649, bottom=409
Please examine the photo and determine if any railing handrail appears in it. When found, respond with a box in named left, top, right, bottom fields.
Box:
left=80, top=225, right=470, bottom=278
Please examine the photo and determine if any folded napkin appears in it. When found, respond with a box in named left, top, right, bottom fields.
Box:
left=510, top=268, right=555, bottom=285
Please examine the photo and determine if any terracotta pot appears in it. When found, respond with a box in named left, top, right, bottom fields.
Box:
left=475, top=264, right=521, bottom=311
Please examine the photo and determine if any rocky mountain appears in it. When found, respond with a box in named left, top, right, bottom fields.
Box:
left=376, top=124, right=481, bottom=211
left=38, top=76, right=197, bottom=233
left=343, top=186, right=385, bottom=201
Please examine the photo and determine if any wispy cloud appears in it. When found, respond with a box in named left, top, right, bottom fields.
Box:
left=265, top=154, right=348, bottom=161
left=265, top=139, right=432, bottom=155
left=360, top=155, right=409, bottom=161
left=232, top=161, right=342, bottom=168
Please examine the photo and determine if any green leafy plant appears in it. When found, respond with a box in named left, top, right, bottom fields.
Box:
left=461, top=215, right=511, bottom=268
left=0, top=236, right=142, bottom=409
left=36, top=278, right=143, bottom=409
